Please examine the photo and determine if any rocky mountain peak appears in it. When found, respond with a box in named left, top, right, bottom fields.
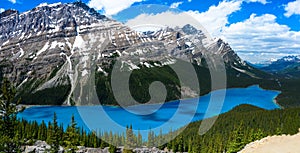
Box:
left=0, top=2, right=109, bottom=44
left=278, top=56, right=300, bottom=62
left=182, top=24, right=199, bottom=35
left=0, top=9, right=19, bottom=19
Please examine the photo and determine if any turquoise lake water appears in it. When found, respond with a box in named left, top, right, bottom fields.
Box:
left=18, top=85, right=280, bottom=138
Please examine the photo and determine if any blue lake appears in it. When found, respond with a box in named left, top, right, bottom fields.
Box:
left=18, top=85, right=280, bottom=138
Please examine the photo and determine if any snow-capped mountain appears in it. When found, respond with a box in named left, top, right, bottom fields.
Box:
left=261, top=56, right=300, bottom=72
left=259, top=55, right=300, bottom=78
left=0, top=2, right=261, bottom=105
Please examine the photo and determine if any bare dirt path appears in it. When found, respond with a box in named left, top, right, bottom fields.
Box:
left=239, top=130, right=300, bottom=153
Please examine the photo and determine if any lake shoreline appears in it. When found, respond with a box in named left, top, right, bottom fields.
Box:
left=20, top=84, right=282, bottom=109
left=18, top=85, right=281, bottom=137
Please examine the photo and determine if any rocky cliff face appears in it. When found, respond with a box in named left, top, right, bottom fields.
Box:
left=0, top=2, right=256, bottom=105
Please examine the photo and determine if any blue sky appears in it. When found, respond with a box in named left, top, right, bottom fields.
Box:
left=1, top=0, right=300, bottom=63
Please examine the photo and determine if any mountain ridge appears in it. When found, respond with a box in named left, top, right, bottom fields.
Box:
left=259, top=55, right=300, bottom=78
left=0, top=2, right=268, bottom=106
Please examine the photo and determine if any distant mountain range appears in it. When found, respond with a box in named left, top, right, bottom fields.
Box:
left=257, top=56, right=300, bottom=78
left=0, top=2, right=270, bottom=106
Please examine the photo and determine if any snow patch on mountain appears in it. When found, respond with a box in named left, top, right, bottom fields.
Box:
left=73, top=35, right=85, bottom=50
left=36, top=42, right=50, bottom=56
left=37, top=2, right=62, bottom=8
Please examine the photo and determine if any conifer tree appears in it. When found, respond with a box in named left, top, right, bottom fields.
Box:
left=147, top=129, right=155, bottom=148
left=227, top=123, right=246, bottom=153
left=125, top=125, right=135, bottom=149
left=275, top=127, right=283, bottom=135
left=108, top=131, right=113, bottom=145
left=64, top=115, right=80, bottom=152
left=172, top=140, right=178, bottom=153
left=0, top=78, right=24, bottom=152
left=157, top=128, right=164, bottom=148
left=49, top=113, right=60, bottom=152
left=253, top=129, right=264, bottom=140
left=137, top=130, right=142, bottom=147
left=109, top=144, right=117, bottom=153
left=177, top=135, right=184, bottom=152
left=38, top=121, right=47, bottom=141
left=46, top=122, right=52, bottom=143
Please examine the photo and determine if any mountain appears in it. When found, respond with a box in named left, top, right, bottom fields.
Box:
left=245, top=61, right=270, bottom=69
left=0, top=2, right=269, bottom=106
left=259, top=56, right=300, bottom=78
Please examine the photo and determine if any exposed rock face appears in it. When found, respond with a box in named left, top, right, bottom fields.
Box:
left=23, top=141, right=109, bottom=153
left=133, top=147, right=169, bottom=153
left=0, top=2, right=113, bottom=85
left=23, top=141, right=170, bottom=153
left=24, top=140, right=59, bottom=153
left=0, top=2, right=255, bottom=105
left=0, top=9, right=19, bottom=19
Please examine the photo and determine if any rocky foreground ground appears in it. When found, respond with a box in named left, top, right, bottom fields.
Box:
left=24, top=140, right=171, bottom=153
left=239, top=129, right=300, bottom=153
left=23, top=130, right=300, bottom=153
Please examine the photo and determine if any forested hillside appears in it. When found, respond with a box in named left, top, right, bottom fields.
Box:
left=2, top=104, right=300, bottom=152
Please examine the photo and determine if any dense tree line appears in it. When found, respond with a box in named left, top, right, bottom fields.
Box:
left=13, top=115, right=109, bottom=152
left=161, top=105, right=300, bottom=153
left=10, top=104, right=300, bottom=153
left=9, top=115, right=148, bottom=152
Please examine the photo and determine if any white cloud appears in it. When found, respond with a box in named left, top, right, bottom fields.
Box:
left=88, top=0, right=143, bottom=16
left=221, top=14, right=300, bottom=62
left=188, top=0, right=192, bottom=2
left=125, top=0, right=300, bottom=62
left=126, top=0, right=242, bottom=36
left=244, top=0, right=269, bottom=5
left=126, top=0, right=272, bottom=36
left=0, top=8, right=5, bottom=13
left=185, top=0, right=242, bottom=36
left=126, top=11, right=211, bottom=38
left=8, top=0, right=16, bottom=4
left=284, top=0, right=300, bottom=17
left=170, top=1, right=183, bottom=9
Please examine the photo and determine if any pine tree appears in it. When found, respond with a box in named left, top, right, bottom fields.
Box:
left=64, top=115, right=80, bottom=152
left=109, top=144, right=117, bottom=153
left=0, top=78, right=24, bottom=152
left=227, top=123, right=246, bottom=153
left=137, top=130, right=142, bottom=147
left=275, top=127, right=282, bottom=135
left=147, top=130, right=155, bottom=148
left=172, top=140, right=178, bottom=153
left=46, top=122, right=52, bottom=144
left=177, top=135, right=184, bottom=152
left=253, top=129, right=264, bottom=140
left=125, top=125, right=135, bottom=149
left=157, top=128, right=164, bottom=148
left=90, top=131, right=99, bottom=148
left=49, top=113, right=60, bottom=153
left=38, top=121, right=47, bottom=141
left=121, top=132, right=125, bottom=146
left=108, top=131, right=113, bottom=145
